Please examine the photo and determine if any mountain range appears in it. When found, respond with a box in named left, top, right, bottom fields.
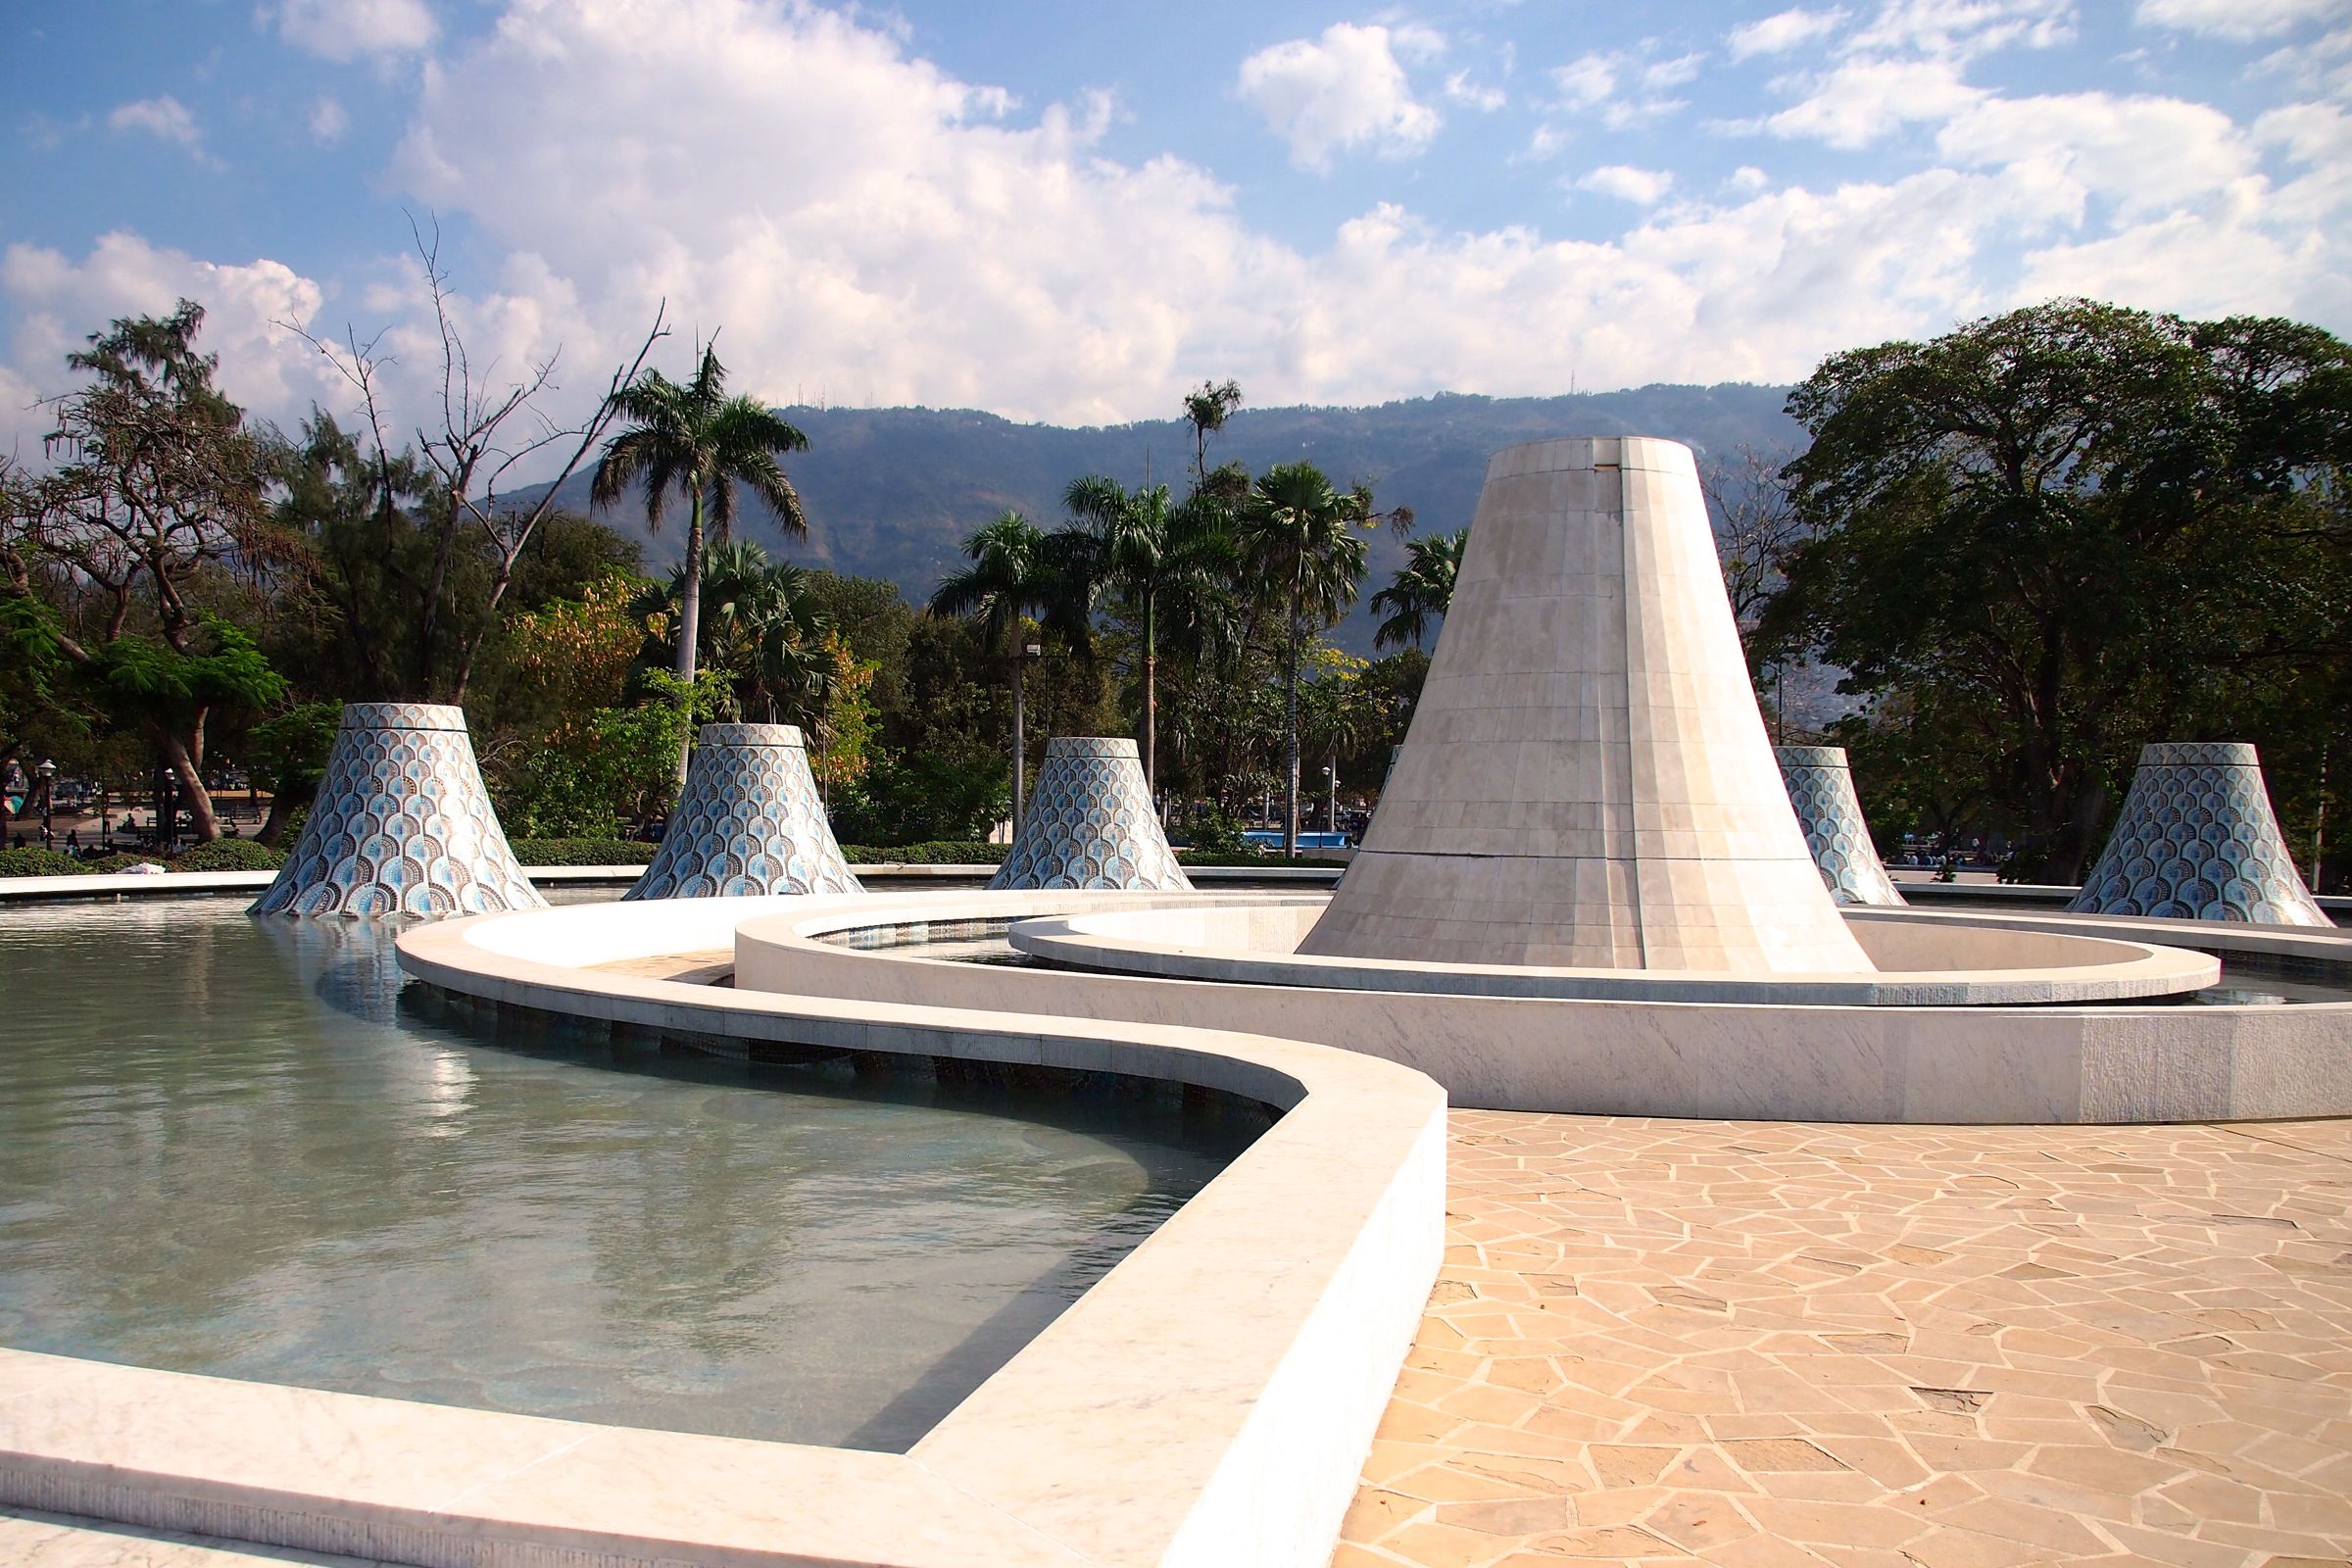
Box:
left=533, top=381, right=1806, bottom=652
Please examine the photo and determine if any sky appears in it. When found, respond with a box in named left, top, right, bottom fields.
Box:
left=3, top=0, right=2349, bottom=462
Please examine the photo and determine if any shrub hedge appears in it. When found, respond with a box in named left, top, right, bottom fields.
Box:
left=508, top=837, right=658, bottom=866
left=169, top=840, right=286, bottom=872
left=841, top=841, right=1007, bottom=864
left=0, top=846, right=82, bottom=877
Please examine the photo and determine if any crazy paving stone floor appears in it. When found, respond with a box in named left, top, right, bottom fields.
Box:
left=1337, top=1111, right=2352, bottom=1568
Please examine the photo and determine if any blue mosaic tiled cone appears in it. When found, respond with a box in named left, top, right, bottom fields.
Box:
left=1775, top=746, right=1906, bottom=907
left=2069, top=742, right=2328, bottom=925
left=623, top=723, right=860, bottom=900
left=250, top=703, right=544, bottom=917
left=988, top=737, right=1191, bottom=892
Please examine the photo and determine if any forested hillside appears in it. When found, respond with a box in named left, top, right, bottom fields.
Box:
left=534, top=383, right=1802, bottom=648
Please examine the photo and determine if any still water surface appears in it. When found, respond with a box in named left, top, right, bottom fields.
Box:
left=0, top=896, right=1254, bottom=1449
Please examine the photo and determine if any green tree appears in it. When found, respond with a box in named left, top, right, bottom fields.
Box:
left=1235, top=463, right=1375, bottom=855
left=927, top=512, right=1068, bottom=831
left=4, top=302, right=287, bottom=842
left=630, top=539, right=836, bottom=726
left=591, top=340, right=811, bottom=787
left=1766, top=299, right=2352, bottom=879
left=1182, top=377, right=1244, bottom=485
left=1059, top=475, right=1182, bottom=788
left=1369, top=527, right=1465, bottom=652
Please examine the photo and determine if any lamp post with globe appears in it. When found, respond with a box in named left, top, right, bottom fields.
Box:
left=35, top=758, right=57, bottom=852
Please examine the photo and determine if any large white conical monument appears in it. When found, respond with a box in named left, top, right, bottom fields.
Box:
left=1301, top=436, right=1874, bottom=972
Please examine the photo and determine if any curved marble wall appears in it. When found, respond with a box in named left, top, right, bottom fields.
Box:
left=1776, top=746, right=1906, bottom=907
left=250, top=703, right=544, bottom=917
left=987, top=738, right=1191, bottom=892
left=2070, top=742, right=2328, bottom=925
left=624, top=723, right=860, bottom=901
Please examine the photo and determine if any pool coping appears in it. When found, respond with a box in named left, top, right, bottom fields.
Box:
left=0, top=893, right=1447, bottom=1568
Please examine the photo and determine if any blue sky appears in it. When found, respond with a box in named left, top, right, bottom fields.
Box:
left=4, top=0, right=2348, bottom=453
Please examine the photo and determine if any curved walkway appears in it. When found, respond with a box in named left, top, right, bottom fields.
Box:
left=1340, top=1111, right=2352, bottom=1568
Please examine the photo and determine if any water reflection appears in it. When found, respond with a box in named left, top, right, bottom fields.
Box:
left=0, top=898, right=1255, bottom=1449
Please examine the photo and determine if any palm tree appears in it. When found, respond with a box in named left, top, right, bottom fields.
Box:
left=632, top=539, right=836, bottom=724
left=929, top=512, right=1060, bottom=834
left=591, top=339, right=809, bottom=789
left=1235, top=462, right=1372, bottom=857
left=1061, top=474, right=1184, bottom=791
left=1370, top=527, right=1467, bottom=651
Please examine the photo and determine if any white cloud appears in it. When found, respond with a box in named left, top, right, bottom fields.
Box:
left=1578, top=165, right=1676, bottom=205
left=1444, top=71, right=1506, bottom=111
left=1544, top=48, right=1694, bottom=129
left=2136, top=0, right=2348, bottom=40
left=0, top=233, right=328, bottom=456
left=1728, top=8, right=1851, bottom=60
left=108, top=96, right=204, bottom=152
left=1758, top=57, right=1985, bottom=147
left=1936, top=91, right=2256, bottom=221
left=309, top=95, right=350, bottom=145
left=266, top=0, right=437, bottom=61
left=15, top=0, right=2346, bottom=461
left=1237, top=23, right=1443, bottom=172
left=1844, top=0, right=2076, bottom=60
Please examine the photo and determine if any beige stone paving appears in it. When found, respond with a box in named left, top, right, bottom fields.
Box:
left=1338, top=1112, right=2352, bottom=1568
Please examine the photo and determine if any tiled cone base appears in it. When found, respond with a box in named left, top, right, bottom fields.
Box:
left=2069, top=741, right=2328, bottom=925
left=250, top=703, right=545, bottom=917
left=624, top=722, right=860, bottom=900
left=1303, top=436, right=1873, bottom=973
left=1776, top=745, right=1906, bottom=907
left=987, top=737, right=1192, bottom=892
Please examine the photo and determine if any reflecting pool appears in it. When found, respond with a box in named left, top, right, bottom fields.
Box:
left=0, top=896, right=1256, bottom=1450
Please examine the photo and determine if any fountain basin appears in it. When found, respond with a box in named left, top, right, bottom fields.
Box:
left=732, top=892, right=2352, bottom=1124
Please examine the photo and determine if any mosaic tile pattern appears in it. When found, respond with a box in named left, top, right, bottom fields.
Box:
left=986, top=738, right=1191, bottom=892
left=1775, top=747, right=1906, bottom=908
left=622, top=723, right=860, bottom=901
left=1341, top=1109, right=2352, bottom=1568
left=250, top=703, right=544, bottom=918
left=1305, top=437, right=1872, bottom=974
left=2069, top=742, right=2328, bottom=925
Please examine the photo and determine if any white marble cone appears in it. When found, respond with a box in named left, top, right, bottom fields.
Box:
left=1301, top=436, right=1876, bottom=972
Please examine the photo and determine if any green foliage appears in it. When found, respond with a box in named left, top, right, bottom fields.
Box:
left=1767, top=299, right=2352, bottom=879
left=247, top=703, right=342, bottom=799
left=169, top=839, right=286, bottom=871
left=828, top=744, right=1010, bottom=846
left=1369, top=528, right=1464, bottom=652
left=1179, top=807, right=1249, bottom=855
left=839, top=841, right=1007, bottom=864
left=495, top=696, right=694, bottom=840
left=506, top=837, right=658, bottom=866
left=0, top=847, right=82, bottom=877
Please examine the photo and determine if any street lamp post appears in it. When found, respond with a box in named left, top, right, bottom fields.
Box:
left=1010, top=641, right=1044, bottom=838
left=35, top=758, right=57, bottom=851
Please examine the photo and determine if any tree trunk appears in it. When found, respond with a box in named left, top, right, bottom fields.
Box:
left=1010, top=654, right=1028, bottom=838
left=672, top=488, right=707, bottom=797
left=1282, top=602, right=1300, bottom=858
left=159, top=731, right=219, bottom=844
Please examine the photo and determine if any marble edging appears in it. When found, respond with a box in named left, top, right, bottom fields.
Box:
left=0, top=893, right=1447, bottom=1568
left=731, top=894, right=2352, bottom=1125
